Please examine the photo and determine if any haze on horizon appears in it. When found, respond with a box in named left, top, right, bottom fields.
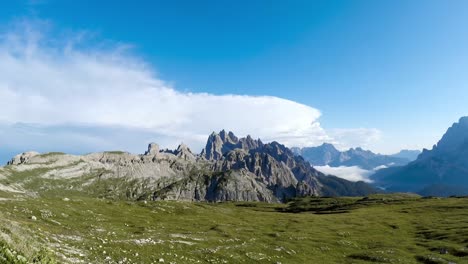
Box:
left=1, top=0, right=467, bottom=163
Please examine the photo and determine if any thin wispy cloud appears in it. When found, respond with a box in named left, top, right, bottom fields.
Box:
left=0, top=20, right=381, bottom=157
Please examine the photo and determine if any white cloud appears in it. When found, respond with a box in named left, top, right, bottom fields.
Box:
left=314, top=165, right=373, bottom=182
left=315, top=163, right=393, bottom=183
left=0, top=20, right=381, bottom=158
left=373, top=164, right=389, bottom=170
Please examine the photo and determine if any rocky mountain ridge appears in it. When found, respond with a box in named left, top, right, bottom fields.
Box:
left=293, top=143, right=419, bottom=170
left=2, top=130, right=376, bottom=203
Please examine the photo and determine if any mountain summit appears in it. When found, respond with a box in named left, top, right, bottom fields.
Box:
left=200, top=130, right=263, bottom=160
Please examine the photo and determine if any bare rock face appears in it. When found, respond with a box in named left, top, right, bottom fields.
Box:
left=174, top=143, right=196, bottom=161
left=201, top=130, right=263, bottom=160
left=219, top=130, right=238, bottom=144
left=145, top=143, right=160, bottom=156
left=200, top=132, right=227, bottom=160
left=427, top=116, right=468, bottom=156
left=153, top=169, right=278, bottom=202
left=239, top=135, right=263, bottom=151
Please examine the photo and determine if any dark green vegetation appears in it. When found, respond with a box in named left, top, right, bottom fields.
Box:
left=316, top=175, right=378, bottom=197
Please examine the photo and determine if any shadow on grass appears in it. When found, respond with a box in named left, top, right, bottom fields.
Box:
left=276, top=194, right=421, bottom=214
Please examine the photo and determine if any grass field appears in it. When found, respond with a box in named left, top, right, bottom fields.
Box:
left=0, top=191, right=468, bottom=263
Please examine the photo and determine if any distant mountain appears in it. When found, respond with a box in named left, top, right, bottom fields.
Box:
left=294, top=144, right=414, bottom=170
left=291, top=143, right=340, bottom=166
left=389, top=149, right=421, bottom=161
left=3, top=130, right=377, bottom=203
left=371, top=117, right=468, bottom=196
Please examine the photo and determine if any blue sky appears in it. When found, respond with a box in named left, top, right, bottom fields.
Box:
left=0, top=0, right=467, bottom=162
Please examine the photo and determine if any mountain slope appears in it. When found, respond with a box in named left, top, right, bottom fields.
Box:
left=294, top=144, right=415, bottom=170
left=371, top=117, right=468, bottom=196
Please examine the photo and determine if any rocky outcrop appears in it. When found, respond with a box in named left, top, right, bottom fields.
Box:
left=152, top=169, right=278, bottom=202
left=173, top=143, right=196, bottom=161
left=7, top=151, right=40, bottom=165
left=200, top=131, right=230, bottom=160
left=145, top=143, right=160, bottom=156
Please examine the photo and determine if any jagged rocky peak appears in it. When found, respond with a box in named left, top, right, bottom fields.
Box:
left=176, top=143, right=191, bottom=152
left=263, top=141, right=288, bottom=157
left=239, top=134, right=263, bottom=150
left=346, top=147, right=376, bottom=159
left=431, top=116, right=468, bottom=154
left=201, top=130, right=264, bottom=160
left=219, top=129, right=239, bottom=144
left=174, top=143, right=196, bottom=161
left=321, top=143, right=338, bottom=150
left=145, top=143, right=160, bottom=156
left=201, top=131, right=226, bottom=160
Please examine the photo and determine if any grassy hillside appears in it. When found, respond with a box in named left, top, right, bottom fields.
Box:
left=0, top=190, right=467, bottom=263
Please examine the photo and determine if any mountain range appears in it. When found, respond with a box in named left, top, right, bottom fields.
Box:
left=2, top=130, right=376, bottom=203
left=371, top=116, right=468, bottom=196
left=292, top=144, right=420, bottom=170
left=4, top=116, right=468, bottom=199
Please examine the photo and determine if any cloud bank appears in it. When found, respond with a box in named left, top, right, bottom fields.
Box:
left=314, top=165, right=374, bottom=182
left=0, top=20, right=381, bottom=162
